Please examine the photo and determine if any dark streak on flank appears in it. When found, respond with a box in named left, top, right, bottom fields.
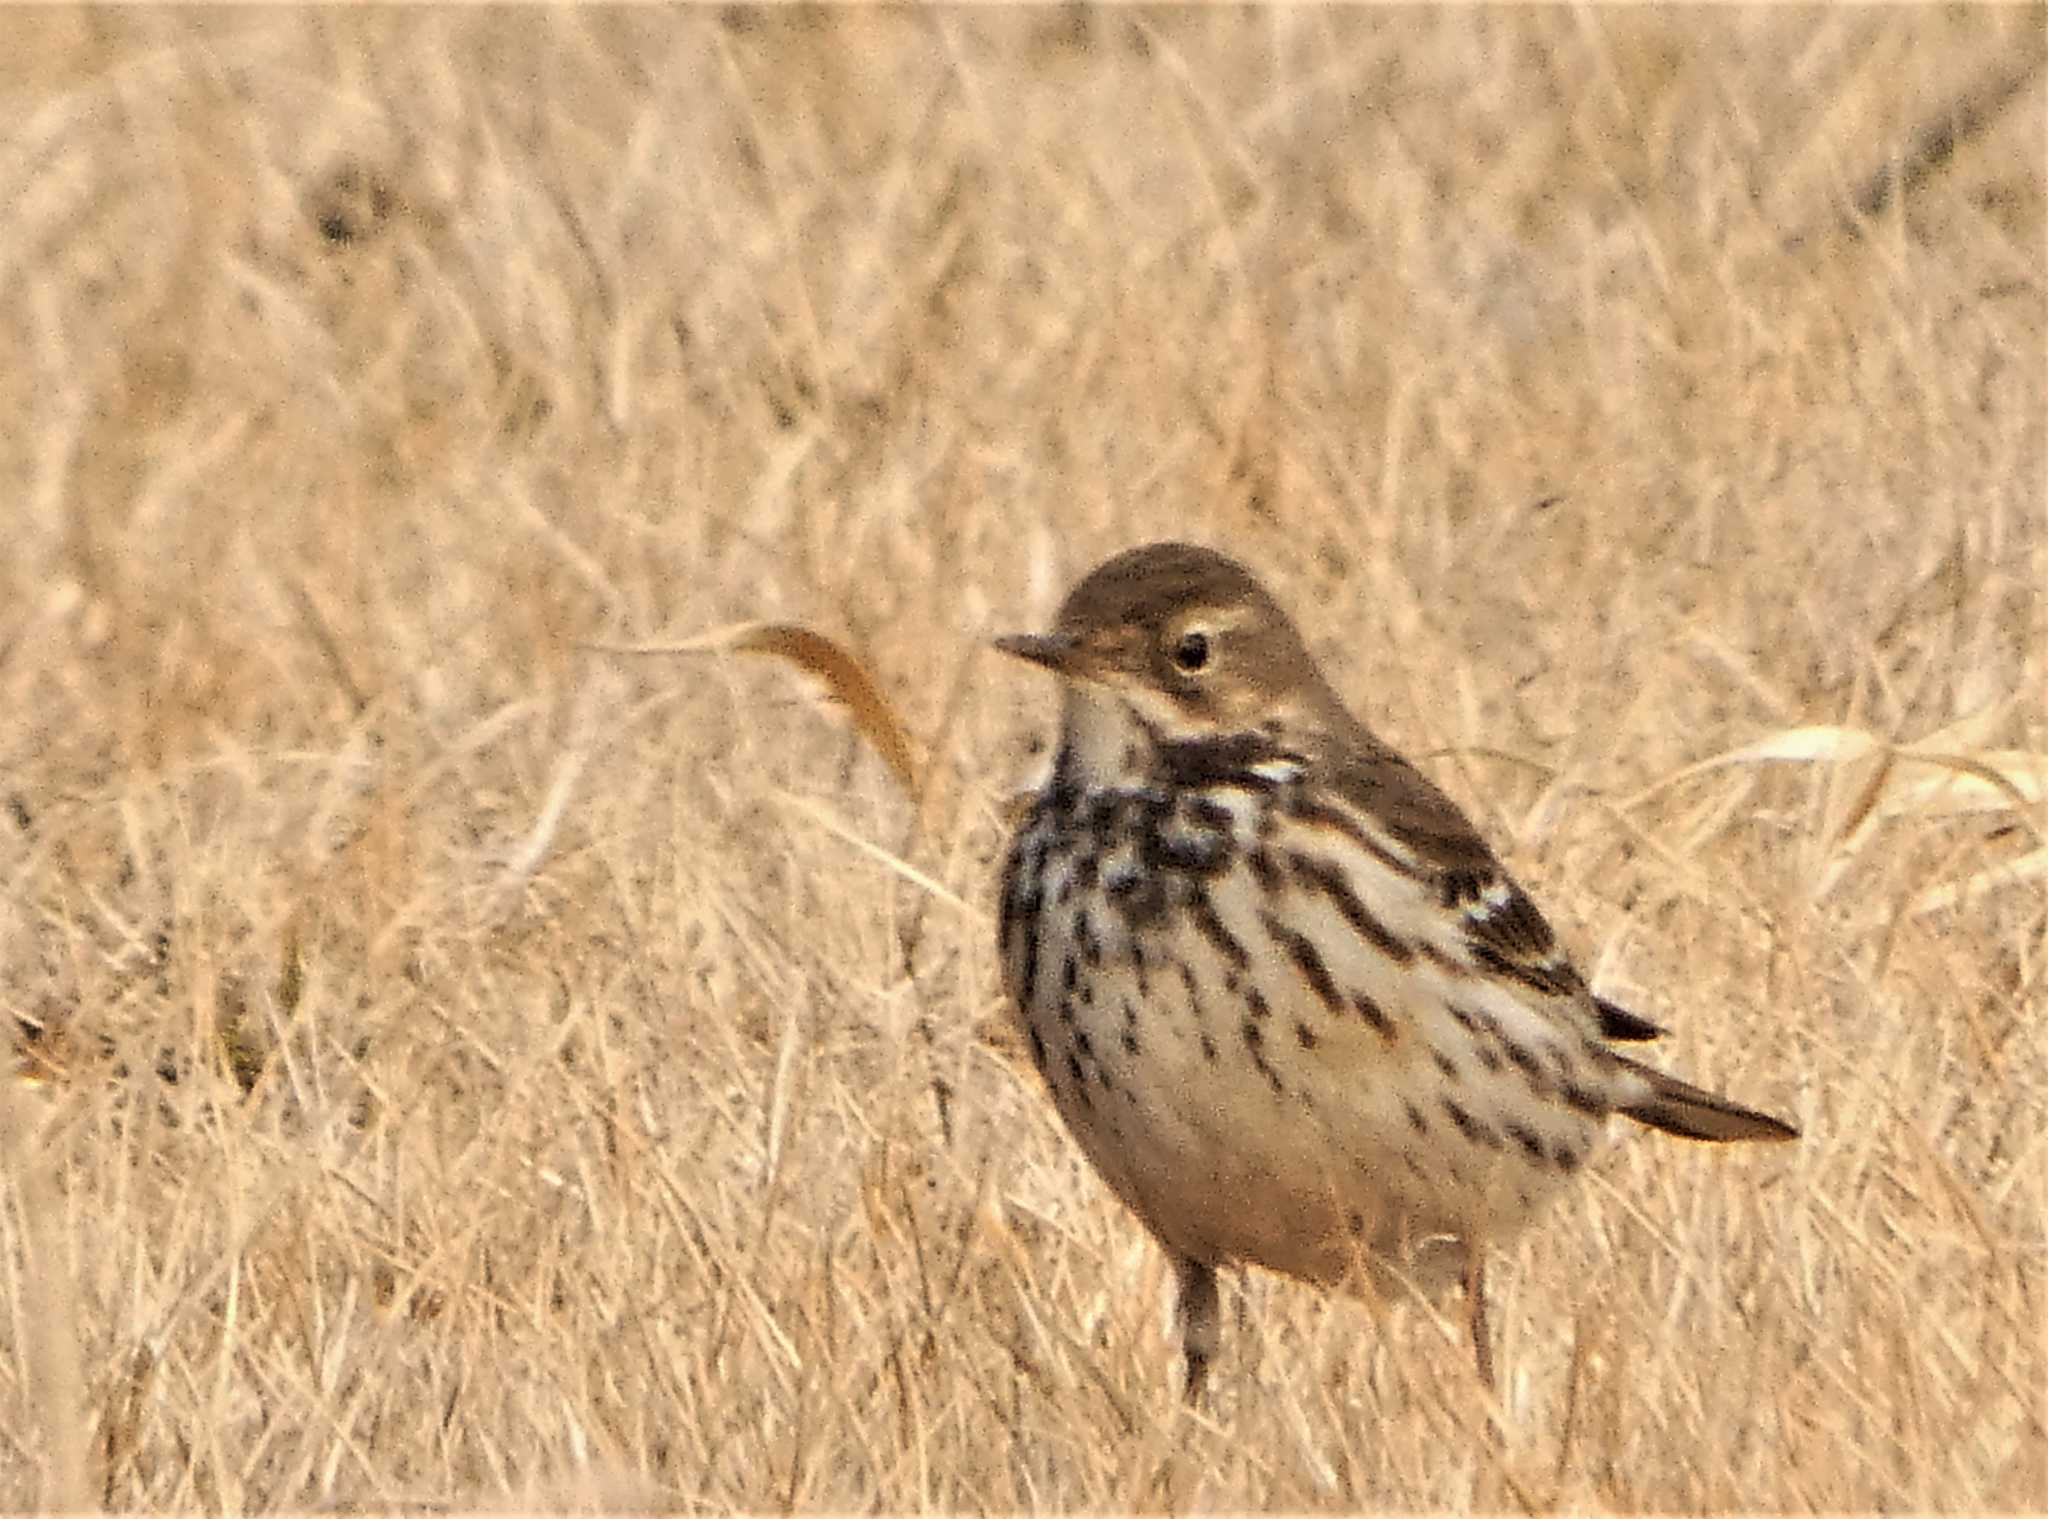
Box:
left=1562, top=1080, right=1608, bottom=1118
left=1242, top=1018, right=1285, bottom=1092
left=1444, top=1098, right=1477, bottom=1142
left=1286, top=850, right=1415, bottom=963
left=1065, top=1053, right=1091, bottom=1107
left=995, top=830, right=1030, bottom=958
left=1444, top=1099, right=1502, bottom=1149
left=1457, top=1002, right=1509, bottom=1046
left=1187, top=885, right=1252, bottom=971
left=1352, top=992, right=1395, bottom=1042
left=1503, top=1038, right=1551, bottom=1091
left=1432, top=1049, right=1460, bottom=1081
left=1295, top=1022, right=1319, bottom=1050
left=1247, top=846, right=1282, bottom=893
left=1445, top=1001, right=1513, bottom=1073
left=1262, top=911, right=1344, bottom=1012
left=1072, top=908, right=1101, bottom=966
left=1419, top=943, right=1473, bottom=979
left=1286, top=797, right=1429, bottom=881
left=1404, top=1100, right=1429, bottom=1136
left=1506, top=1122, right=1546, bottom=1162
left=1005, top=839, right=1047, bottom=1013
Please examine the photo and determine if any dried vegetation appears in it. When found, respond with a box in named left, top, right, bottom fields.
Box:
left=0, top=8, right=2042, bottom=1510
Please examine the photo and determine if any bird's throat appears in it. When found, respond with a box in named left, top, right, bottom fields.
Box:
left=1052, top=691, right=1159, bottom=791
left=1053, top=692, right=1308, bottom=796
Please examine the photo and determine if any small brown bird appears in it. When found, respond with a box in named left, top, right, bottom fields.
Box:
left=993, top=542, right=1797, bottom=1399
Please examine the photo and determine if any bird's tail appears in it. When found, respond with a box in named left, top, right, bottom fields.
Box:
left=1614, top=1055, right=1800, bottom=1143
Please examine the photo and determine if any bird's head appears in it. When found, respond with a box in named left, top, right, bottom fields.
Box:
left=995, top=543, right=1333, bottom=773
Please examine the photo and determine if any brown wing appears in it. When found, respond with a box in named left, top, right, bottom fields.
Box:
left=1324, top=734, right=1664, bottom=1041
left=1318, top=724, right=1803, bottom=1144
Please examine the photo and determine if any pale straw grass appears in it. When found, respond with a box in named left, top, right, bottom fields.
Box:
left=0, top=8, right=2042, bottom=1510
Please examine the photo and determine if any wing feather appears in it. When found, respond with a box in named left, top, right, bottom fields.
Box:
left=1320, top=734, right=1617, bottom=1036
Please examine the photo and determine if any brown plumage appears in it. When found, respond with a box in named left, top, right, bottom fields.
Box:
left=994, top=542, right=1797, bottom=1398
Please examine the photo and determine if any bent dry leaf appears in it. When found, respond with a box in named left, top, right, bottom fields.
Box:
left=730, top=623, right=925, bottom=798
left=587, top=621, right=923, bottom=798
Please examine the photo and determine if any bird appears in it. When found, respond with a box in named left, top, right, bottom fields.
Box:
left=991, top=541, right=1798, bottom=1400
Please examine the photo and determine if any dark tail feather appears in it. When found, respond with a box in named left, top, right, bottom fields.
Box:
left=1616, top=1055, right=1800, bottom=1143
left=1595, top=995, right=1665, bottom=1042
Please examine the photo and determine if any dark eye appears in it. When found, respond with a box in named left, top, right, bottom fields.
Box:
left=1171, top=631, right=1211, bottom=673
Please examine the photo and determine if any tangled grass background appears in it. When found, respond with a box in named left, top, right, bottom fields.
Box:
left=1, top=9, right=2042, bottom=1508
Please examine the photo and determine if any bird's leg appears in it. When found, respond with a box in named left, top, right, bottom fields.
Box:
left=1464, top=1247, right=1496, bottom=1392
left=1173, top=1254, right=1219, bottom=1404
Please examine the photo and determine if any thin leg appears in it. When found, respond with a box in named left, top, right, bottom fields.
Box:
left=1465, top=1248, right=1496, bottom=1392
left=1173, top=1254, right=1219, bottom=1404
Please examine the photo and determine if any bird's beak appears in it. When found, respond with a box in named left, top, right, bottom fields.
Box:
left=991, top=632, right=1082, bottom=676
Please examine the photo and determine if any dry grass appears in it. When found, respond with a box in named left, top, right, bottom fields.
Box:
left=2, top=7, right=2044, bottom=1510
